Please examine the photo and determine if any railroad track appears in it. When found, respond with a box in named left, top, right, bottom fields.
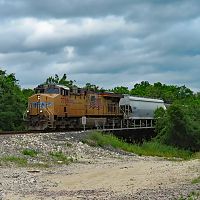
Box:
left=0, top=128, right=90, bottom=136
left=0, top=130, right=46, bottom=136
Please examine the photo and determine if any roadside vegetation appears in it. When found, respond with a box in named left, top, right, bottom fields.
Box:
left=0, top=149, right=74, bottom=167
left=0, top=156, right=28, bottom=167
left=178, top=191, right=200, bottom=200
left=83, top=131, right=199, bottom=160
left=22, top=148, right=38, bottom=157
left=49, top=151, right=74, bottom=165
left=191, top=176, right=200, bottom=184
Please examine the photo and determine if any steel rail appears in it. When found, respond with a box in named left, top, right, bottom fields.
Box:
left=0, top=130, right=46, bottom=136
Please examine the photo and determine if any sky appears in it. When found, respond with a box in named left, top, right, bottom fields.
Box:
left=1, top=0, right=200, bottom=91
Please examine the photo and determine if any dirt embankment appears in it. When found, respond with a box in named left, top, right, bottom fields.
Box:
left=0, top=132, right=199, bottom=200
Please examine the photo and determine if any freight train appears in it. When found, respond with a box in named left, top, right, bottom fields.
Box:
left=25, top=84, right=166, bottom=130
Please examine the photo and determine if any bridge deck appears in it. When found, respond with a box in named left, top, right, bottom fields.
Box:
left=101, top=126, right=154, bottom=131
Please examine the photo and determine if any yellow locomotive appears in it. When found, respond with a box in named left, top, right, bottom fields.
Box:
left=26, top=84, right=123, bottom=130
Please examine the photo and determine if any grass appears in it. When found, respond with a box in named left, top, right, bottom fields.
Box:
left=49, top=151, right=73, bottom=164
left=191, top=176, right=200, bottom=184
left=0, top=148, right=74, bottom=167
left=193, top=152, right=200, bottom=159
left=178, top=191, right=200, bottom=200
left=0, top=156, right=28, bottom=167
left=22, top=149, right=38, bottom=157
left=83, top=131, right=196, bottom=160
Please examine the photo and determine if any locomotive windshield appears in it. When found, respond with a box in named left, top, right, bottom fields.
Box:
left=35, top=87, right=59, bottom=94
left=45, top=88, right=59, bottom=94
left=34, top=84, right=69, bottom=95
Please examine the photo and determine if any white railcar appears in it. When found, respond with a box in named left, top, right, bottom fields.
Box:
left=119, top=95, right=166, bottom=119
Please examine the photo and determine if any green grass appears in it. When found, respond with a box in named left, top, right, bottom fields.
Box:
left=22, top=149, right=38, bottom=157
left=0, top=156, right=28, bottom=167
left=83, top=131, right=195, bottom=160
left=191, top=176, right=200, bottom=184
left=193, top=152, right=200, bottom=159
left=49, top=151, right=73, bottom=164
left=178, top=191, right=200, bottom=200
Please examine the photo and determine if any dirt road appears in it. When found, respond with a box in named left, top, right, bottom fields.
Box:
left=0, top=132, right=199, bottom=199
left=2, top=155, right=200, bottom=200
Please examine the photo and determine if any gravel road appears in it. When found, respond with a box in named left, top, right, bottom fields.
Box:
left=0, top=131, right=199, bottom=200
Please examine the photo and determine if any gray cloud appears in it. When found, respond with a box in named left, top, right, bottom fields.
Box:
left=1, top=0, right=200, bottom=91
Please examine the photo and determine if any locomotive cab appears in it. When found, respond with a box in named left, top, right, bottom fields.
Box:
left=27, top=84, right=70, bottom=130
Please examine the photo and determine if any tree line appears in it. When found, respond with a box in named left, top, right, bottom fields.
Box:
left=0, top=71, right=199, bottom=151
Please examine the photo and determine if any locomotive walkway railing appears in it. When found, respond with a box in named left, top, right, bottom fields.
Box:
left=95, top=119, right=155, bottom=131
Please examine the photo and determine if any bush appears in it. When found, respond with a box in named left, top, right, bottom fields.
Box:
left=155, top=103, right=200, bottom=151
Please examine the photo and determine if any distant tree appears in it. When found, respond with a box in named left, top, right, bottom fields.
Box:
left=129, top=81, right=194, bottom=102
left=45, top=74, right=74, bottom=87
left=110, top=86, right=129, bottom=94
left=177, top=85, right=193, bottom=99
left=130, top=81, right=150, bottom=96
left=84, top=83, right=105, bottom=92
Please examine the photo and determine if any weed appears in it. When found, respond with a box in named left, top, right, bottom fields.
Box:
left=22, top=149, right=38, bottom=157
left=191, top=176, right=200, bottom=184
left=178, top=191, right=200, bottom=200
left=0, top=156, right=27, bottom=167
left=49, top=151, right=73, bottom=164
left=193, top=152, right=200, bottom=159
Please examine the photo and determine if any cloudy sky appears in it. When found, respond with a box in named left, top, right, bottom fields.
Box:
left=1, top=0, right=200, bottom=91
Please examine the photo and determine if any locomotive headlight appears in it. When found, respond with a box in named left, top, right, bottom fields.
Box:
left=26, top=110, right=29, bottom=113
left=40, top=110, right=43, bottom=113
left=37, top=95, right=40, bottom=100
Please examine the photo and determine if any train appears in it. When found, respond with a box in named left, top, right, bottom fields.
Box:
left=25, top=84, right=166, bottom=130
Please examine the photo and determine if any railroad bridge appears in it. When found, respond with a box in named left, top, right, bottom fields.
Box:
left=93, top=119, right=156, bottom=142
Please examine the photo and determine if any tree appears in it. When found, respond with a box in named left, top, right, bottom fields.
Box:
left=130, top=81, right=150, bottom=96
left=154, top=103, right=200, bottom=151
left=84, top=83, right=105, bottom=92
left=110, top=86, right=129, bottom=94
left=129, top=81, right=194, bottom=103
left=0, top=70, right=27, bottom=131
left=45, top=74, right=74, bottom=87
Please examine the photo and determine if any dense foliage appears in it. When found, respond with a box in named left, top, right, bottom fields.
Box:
left=111, top=81, right=194, bottom=103
left=0, top=70, right=30, bottom=131
left=155, top=103, right=200, bottom=151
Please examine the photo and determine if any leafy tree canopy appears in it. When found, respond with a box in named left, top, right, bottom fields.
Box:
left=154, top=102, right=200, bottom=151
left=0, top=69, right=28, bottom=131
left=130, top=81, right=194, bottom=102
left=110, top=86, right=129, bottom=94
left=45, top=74, right=75, bottom=88
left=83, top=83, right=105, bottom=92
